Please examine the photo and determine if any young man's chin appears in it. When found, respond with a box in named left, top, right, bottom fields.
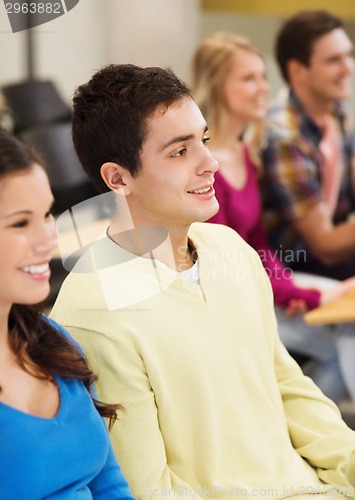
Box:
left=331, top=84, right=352, bottom=101
left=200, top=205, right=220, bottom=223
left=209, top=201, right=220, bottom=219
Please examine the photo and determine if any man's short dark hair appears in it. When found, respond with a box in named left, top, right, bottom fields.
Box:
left=276, top=10, right=343, bottom=83
left=72, top=64, right=192, bottom=193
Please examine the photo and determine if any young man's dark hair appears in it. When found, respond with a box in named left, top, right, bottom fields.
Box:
left=72, top=64, right=192, bottom=193
left=276, top=10, right=343, bottom=82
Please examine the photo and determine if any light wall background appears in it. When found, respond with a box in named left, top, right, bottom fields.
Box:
left=1, top=0, right=355, bottom=112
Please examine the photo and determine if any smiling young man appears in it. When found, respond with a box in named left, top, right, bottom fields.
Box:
left=103, top=95, right=218, bottom=271
left=51, top=64, right=355, bottom=499
left=262, top=10, right=355, bottom=280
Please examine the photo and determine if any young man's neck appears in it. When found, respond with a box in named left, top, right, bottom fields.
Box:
left=291, top=84, right=334, bottom=127
left=108, top=216, right=194, bottom=272
left=167, top=226, right=195, bottom=272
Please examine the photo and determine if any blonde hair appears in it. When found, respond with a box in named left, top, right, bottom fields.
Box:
left=191, top=32, right=265, bottom=167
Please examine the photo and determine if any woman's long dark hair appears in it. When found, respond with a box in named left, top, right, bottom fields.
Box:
left=0, top=130, right=119, bottom=428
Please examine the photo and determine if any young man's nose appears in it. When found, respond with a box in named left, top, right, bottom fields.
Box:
left=198, top=147, right=219, bottom=175
left=341, top=55, right=354, bottom=75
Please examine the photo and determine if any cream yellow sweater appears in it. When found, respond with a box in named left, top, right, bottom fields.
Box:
left=51, top=223, right=355, bottom=499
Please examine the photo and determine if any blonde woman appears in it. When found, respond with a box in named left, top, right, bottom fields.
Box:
left=191, top=32, right=355, bottom=403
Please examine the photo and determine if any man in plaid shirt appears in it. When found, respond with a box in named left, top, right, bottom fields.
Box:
left=262, top=10, right=355, bottom=280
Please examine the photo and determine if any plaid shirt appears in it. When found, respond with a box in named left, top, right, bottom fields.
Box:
left=262, top=89, right=355, bottom=256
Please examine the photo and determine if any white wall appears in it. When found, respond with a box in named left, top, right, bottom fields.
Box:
left=0, top=0, right=199, bottom=105
left=0, top=0, right=109, bottom=102
left=107, top=0, right=199, bottom=81
left=1, top=3, right=354, bottom=111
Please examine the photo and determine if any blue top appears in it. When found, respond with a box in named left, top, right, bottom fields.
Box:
left=0, top=319, right=134, bottom=499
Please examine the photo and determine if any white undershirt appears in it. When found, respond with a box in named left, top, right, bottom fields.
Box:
left=179, top=259, right=200, bottom=286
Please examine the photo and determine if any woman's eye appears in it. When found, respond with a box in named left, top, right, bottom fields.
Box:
left=12, top=219, right=28, bottom=228
left=171, top=148, right=187, bottom=158
left=202, top=136, right=210, bottom=147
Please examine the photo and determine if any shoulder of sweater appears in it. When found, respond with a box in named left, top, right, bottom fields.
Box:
left=190, top=221, right=246, bottom=244
left=190, top=222, right=262, bottom=262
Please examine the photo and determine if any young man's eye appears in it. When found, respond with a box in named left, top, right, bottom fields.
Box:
left=171, top=148, right=187, bottom=158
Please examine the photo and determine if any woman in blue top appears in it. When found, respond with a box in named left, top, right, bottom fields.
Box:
left=0, top=130, right=134, bottom=499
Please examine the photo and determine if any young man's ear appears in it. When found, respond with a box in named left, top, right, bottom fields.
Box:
left=100, top=162, right=132, bottom=193
left=287, top=58, right=308, bottom=85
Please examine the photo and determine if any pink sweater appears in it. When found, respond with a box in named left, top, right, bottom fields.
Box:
left=209, top=146, right=321, bottom=310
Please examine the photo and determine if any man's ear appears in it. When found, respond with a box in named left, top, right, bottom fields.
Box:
left=287, top=58, right=308, bottom=84
left=100, top=162, right=132, bottom=194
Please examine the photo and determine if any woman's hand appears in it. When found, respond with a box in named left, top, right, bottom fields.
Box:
left=285, top=298, right=308, bottom=316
